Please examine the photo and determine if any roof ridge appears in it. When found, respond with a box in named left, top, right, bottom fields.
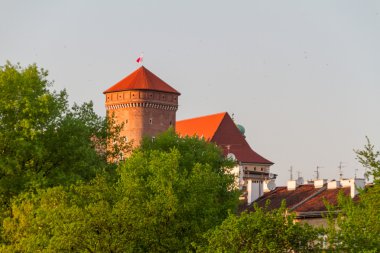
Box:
left=289, top=185, right=327, bottom=211
left=177, top=112, right=227, bottom=122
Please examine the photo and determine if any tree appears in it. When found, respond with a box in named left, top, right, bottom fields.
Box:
left=0, top=62, right=129, bottom=195
left=355, top=136, right=380, bottom=183
left=0, top=62, right=131, bottom=232
left=197, top=202, right=320, bottom=253
left=0, top=130, right=240, bottom=252
left=325, top=137, right=380, bottom=252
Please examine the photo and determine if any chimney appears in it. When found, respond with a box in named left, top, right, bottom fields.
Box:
left=287, top=180, right=298, bottom=191
left=341, top=178, right=365, bottom=198
left=314, top=179, right=327, bottom=188
left=327, top=180, right=341, bottom=189
left=247, top=179, right=263, bottom=204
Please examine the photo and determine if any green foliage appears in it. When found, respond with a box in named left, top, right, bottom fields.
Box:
left=0, top=62, right=66, bottom=197
left=355, top=136, right=380, bottom=183
left=198, top=202, right=320, bottom=253
left=1, top=130, right=239, bottom=252
left=325, top=186, right=380, bottom=252
left=0, top=62, right=128, bottom=229
left=0, top=62, right=128, bottom=198
left=1, top=174, right=122, bottom=252
left=325, top=138, right=380, bottom=252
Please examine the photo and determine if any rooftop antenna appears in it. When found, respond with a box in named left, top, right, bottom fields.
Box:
left=354, top=168, right=358, bottom=179
left=289, top=166, right=293, bottom=180
left=315, top=166, right=323, bottom=179
left=338, top=161, right=344, bottom=180
left=297, top=170, right=301, bottom=179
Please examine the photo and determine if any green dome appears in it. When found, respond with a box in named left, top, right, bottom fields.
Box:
left=236, top=124, right=245, bottom=135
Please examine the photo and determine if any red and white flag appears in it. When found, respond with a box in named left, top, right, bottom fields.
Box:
left=136, top=53, right=143, bottom=64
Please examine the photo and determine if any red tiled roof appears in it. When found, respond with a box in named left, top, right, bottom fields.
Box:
left=176, top=112, right=226, bottom=141
left=103, top=66, right=180, bottom=95
left=176, top=112, right=273, bottom=164
left=246, top=184, right=356, bottom=217
left=294, top=187, right=350, bottom=212
left=253, top=185, right=321, bottom=211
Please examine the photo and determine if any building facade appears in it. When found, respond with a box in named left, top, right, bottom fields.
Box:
left=176, top=112, right=275, bottom=203
left=104, top=66, right=274, bottom=202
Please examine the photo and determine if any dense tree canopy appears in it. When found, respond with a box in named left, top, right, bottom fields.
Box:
left=0, top=62, right=128, bottom=202
left=197, top=202, right=320, bottom=253
left=0, top=62, right=130, bottom=238
left=0, top=130, right=239, bottom=252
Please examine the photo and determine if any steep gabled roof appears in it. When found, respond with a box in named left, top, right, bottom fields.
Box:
left=176, top=112, right=226, bottom=141
left=176, top=112, right=273, bottom=164
left=103, top=66, right=180, bottom=95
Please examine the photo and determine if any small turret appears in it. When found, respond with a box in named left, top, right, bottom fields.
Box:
left=236, top=124, right=246, bottom=138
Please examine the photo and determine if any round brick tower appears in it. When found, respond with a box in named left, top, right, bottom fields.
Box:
left=103, top=66, right=180, bottom=148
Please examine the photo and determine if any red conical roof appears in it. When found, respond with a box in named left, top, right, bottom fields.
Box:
left=103, top=66, right=180, bottom=95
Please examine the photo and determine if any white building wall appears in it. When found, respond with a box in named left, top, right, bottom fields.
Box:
left=247, top=179, right=263, bottom=204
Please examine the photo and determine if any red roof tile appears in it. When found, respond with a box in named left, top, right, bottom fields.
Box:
left=176, top=112, right=226, bottom=141
left=103, top=66, right=180, bottom=95
left=246, top=184, right=356, bottom=217
left=294, top=187, right=350, bottom=212
left=176, top=112, right=273, bottom=164
left=252, top=185, right=322, bottom=211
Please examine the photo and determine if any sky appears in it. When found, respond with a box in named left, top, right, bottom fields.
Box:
left=1, top=0, right=379, bottom=185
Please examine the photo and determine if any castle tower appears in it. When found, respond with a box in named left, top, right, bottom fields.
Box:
left=103, top=66, right=180, bottom=148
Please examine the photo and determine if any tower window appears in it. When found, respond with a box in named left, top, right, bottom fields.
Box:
left=169, top=121, right=172, bottom=126
left=149, top=118, right=153, bottom=124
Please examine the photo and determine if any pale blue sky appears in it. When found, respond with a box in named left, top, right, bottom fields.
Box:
left=1, top=0, right=379, bottom=185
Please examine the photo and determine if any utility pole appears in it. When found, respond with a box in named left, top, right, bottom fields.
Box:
left=338, top=161, right=344, bottom=180
left=315, top=166, right=323, bottom=180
